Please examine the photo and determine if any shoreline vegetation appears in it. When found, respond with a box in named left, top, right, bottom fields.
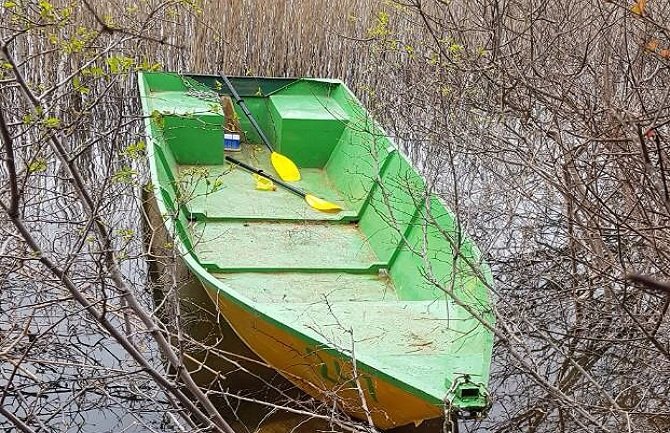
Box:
left=1, top=1, right=669, bottom=432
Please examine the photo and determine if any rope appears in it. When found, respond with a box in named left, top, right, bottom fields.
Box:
left=443, top=379, right=460, bottom=433
left=443, top=399, right=458, bottom=433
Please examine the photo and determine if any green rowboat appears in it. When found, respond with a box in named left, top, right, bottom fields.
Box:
left=138, top=72, right=494, bottom=429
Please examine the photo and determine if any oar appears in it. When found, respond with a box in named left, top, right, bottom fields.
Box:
left=225, top=155, right=341, bottom=213
left=219, top=74, right=301, bottom=182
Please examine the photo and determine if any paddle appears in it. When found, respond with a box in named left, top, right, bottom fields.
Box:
left=219, top=74, right=301, bottom=182
left=225, top=155, right=341, bottom=213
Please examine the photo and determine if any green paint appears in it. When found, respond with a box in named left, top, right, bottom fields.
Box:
left=138, top=71, right=495, bottom=420
left=176, top=146, right=357, bottom=221
left=163, top=114, right=223, bottom=165
left=212, top=272, right=397, bottom=303
left=269, top=92, right=349, bottom=167
left=358, top=151, right=425, bottom=262
left=188, top=74, right=297, bottom=97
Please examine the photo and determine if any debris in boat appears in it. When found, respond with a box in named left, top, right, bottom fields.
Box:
left=253, top=173, right=276, bottom=191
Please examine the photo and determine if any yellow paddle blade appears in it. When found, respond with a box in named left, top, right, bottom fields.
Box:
left=253, top=174, right=276, bottom=191
left=271, top=151, right=301, bottom=182
left=305, top=194, right=342, bottom=213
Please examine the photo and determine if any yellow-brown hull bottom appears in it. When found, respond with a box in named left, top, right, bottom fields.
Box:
left=202, top=282, right=442, bottom=429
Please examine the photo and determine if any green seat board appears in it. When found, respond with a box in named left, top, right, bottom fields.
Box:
left=192, top=220, right=385, bottom=272
left=212, top=272, right=398, bottom=303
left=269, top=93, right=350, bottom=168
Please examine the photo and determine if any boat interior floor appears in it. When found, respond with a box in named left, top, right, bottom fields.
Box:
left=212, top=271, right=482, bottom=399
left=183, top=145, right=396, bottom=287
left=179, top=145, right=358, bottom=222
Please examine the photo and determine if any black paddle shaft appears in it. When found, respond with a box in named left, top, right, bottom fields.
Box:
left=219, top=74, right=274, bottom=153
left=224, top=155, right=305, bottom=198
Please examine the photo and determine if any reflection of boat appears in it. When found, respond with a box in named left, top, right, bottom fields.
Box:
left=138, top=72, right=494, bottom=429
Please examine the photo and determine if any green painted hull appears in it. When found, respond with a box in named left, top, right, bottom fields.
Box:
left=138, top=72, right=494, bottom=428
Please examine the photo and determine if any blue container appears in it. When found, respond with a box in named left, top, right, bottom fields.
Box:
left=224, top=133, right=241, bottom=151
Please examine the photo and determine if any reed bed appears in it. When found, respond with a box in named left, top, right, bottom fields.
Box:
left=3, top=1, right=670, bottom=432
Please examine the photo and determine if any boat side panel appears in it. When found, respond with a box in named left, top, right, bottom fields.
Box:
left=143, top=71, right=190, bottom=92
left=323, top=116, right=390, bottom=212
left=139, top=81, right=195, bottom=252
left=143, top=72, right=297, bottom=96
left=273, top=79, right=335, bottom=97
left=187, top=74, right=298, bottom=97
left=389, top=202, right=459, bottom=302
left=388, top=197, right=494, bottom=357
left=357, top=152, right=424, bottom=264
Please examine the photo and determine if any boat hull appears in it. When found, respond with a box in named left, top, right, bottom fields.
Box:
left=199, top=280, right=443, bottom=429
left=138, top=71, right=494, bottom=430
